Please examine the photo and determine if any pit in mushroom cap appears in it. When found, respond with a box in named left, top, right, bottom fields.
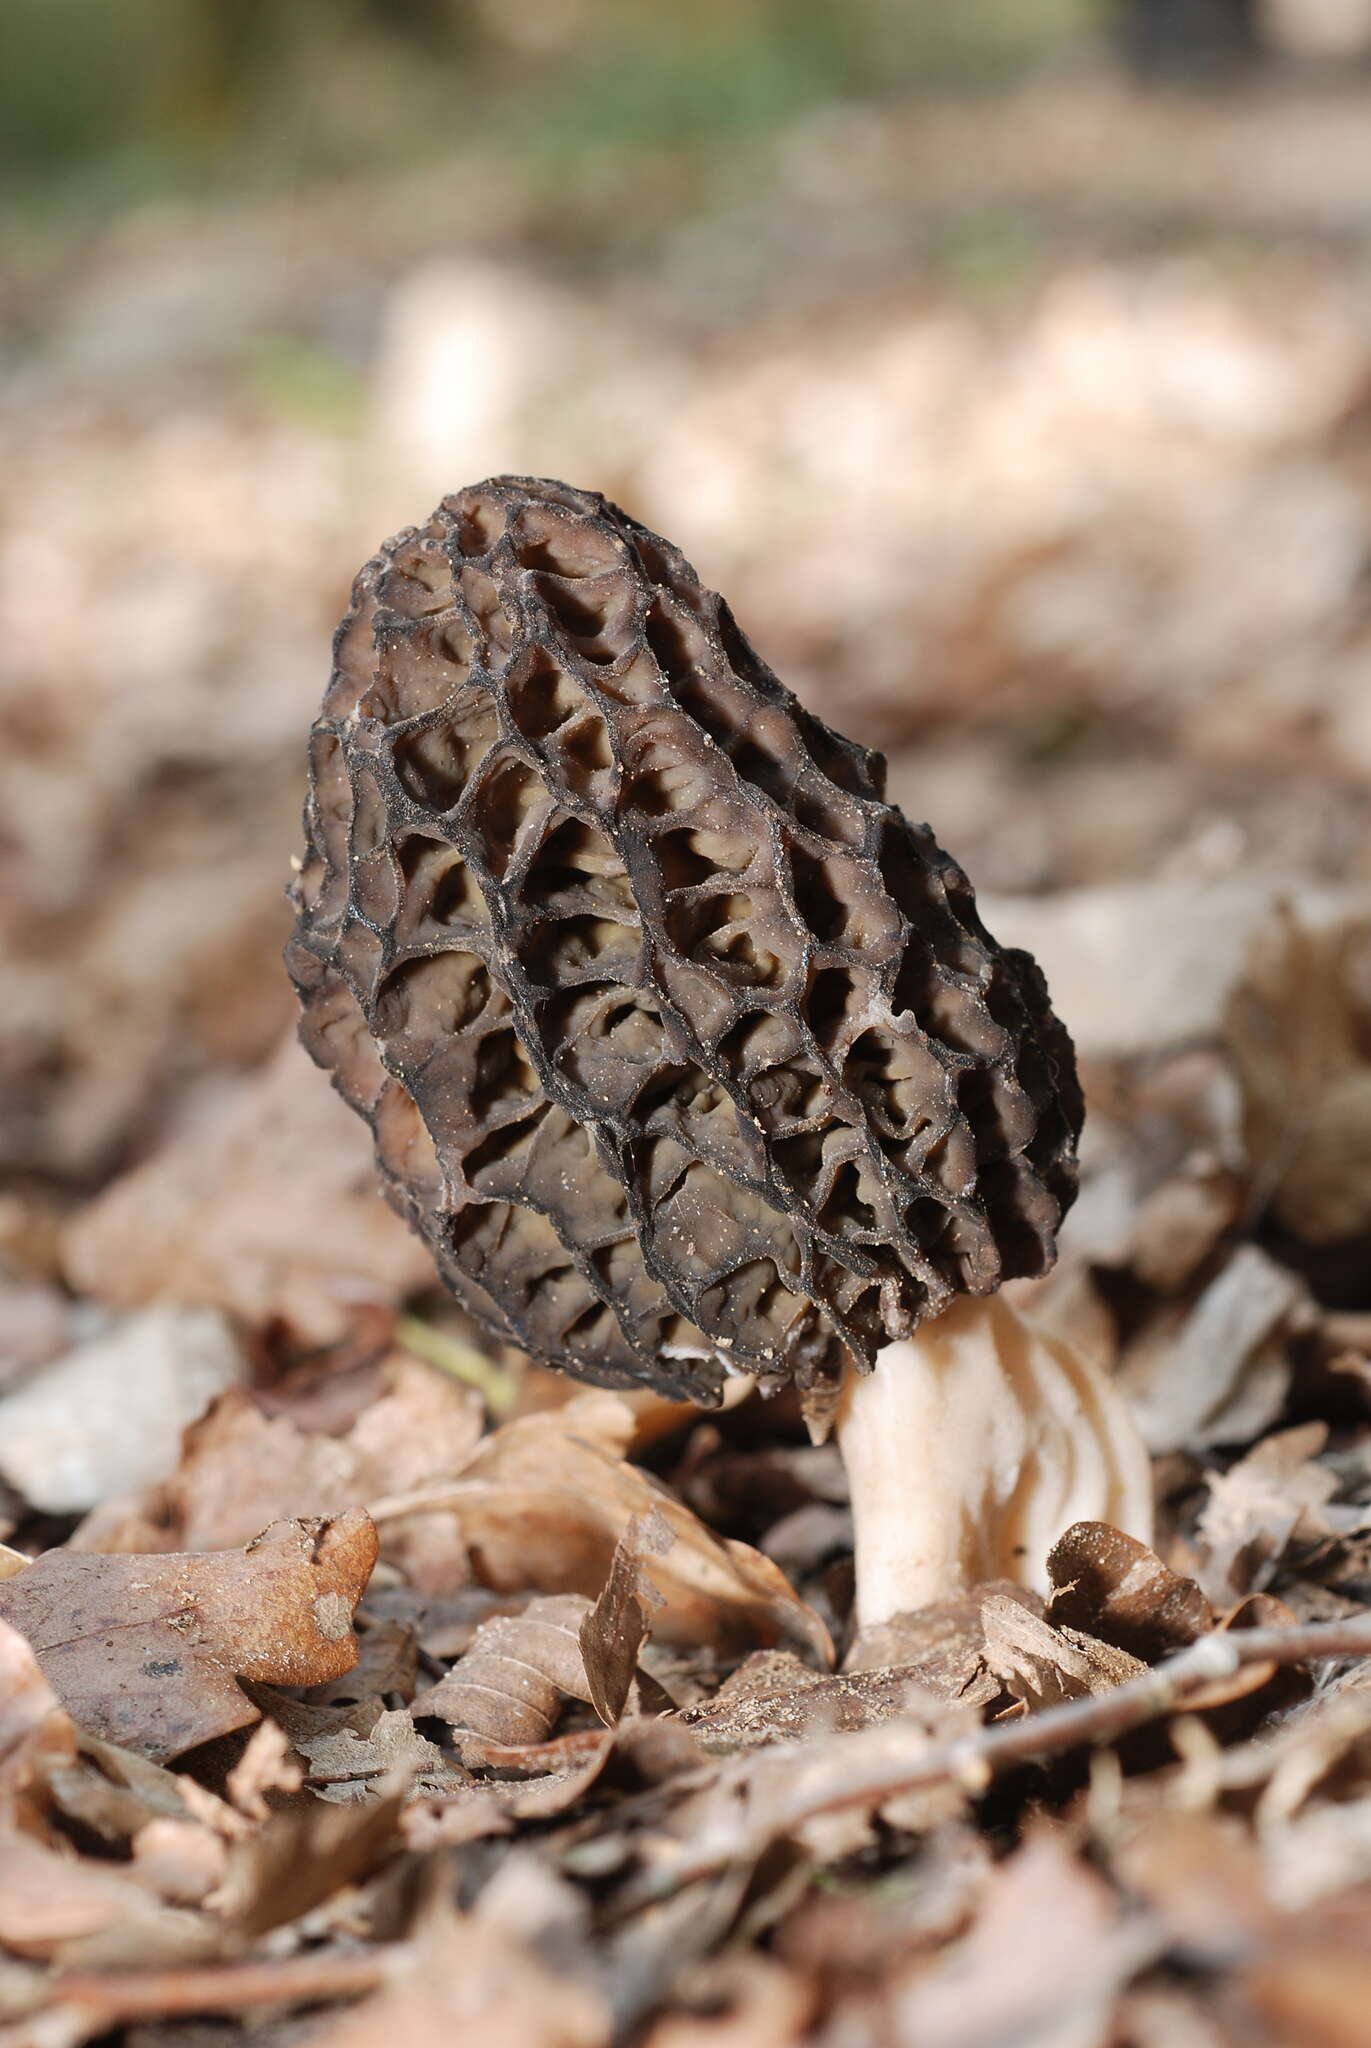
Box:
left=288, top=476, right=1084, bottom=1408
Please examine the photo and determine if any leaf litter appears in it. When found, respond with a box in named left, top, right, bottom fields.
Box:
left=0, top=909, right=1369, bottom=2041
left=7, top=168, right=1371, bottom=2041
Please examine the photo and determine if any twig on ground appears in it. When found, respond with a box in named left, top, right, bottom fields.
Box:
left=367, top=1480, right=478, bottom=1523
left=46, top=1948, right=394, bottom=2025
left=646, top=1609, right=1371, bottom=1896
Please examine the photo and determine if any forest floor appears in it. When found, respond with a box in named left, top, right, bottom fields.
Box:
left=3, top=64, right=1371, bottom=2048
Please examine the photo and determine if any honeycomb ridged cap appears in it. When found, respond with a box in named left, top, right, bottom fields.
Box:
left=287, top=476, right=1084, bottom=1406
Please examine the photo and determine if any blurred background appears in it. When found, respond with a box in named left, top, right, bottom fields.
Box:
left=4, top=0, right=1371, bottom=1432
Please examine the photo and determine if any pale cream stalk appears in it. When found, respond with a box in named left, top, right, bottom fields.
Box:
left=836, top=1293, right=1153, bottom=1630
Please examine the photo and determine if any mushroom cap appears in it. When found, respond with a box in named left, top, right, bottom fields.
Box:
left=287, top=477, right=1083, bottom=1404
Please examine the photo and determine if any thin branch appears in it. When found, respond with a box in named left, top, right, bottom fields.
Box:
left=49, top=1947, right=394, bottom=2023
left=646, top=1608, right=1371, bottom=1897
left=367, top=1480, right=479, bottom=1523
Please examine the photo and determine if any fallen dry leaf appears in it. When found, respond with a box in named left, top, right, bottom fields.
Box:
left=1196, top=1422, right=1361, bottom=1604
left=294, top=1707, right=458, bottom=1802
left=223, top=1720, right=304, bottom=1822
left=1113, top=1810, right=1275, bottom=1964
left=0, top=1616, right=76, bottom=1839
left=161, top=1391, right=356, bottom=1553
left=63, top=1033, right=434, bottom=1343
left=0, top=1277, right=72, bottom=1390
left=209, top=1781, right=409, bottom=1936
left=402, top=1727, right=618, bottom=1843
left=0, top=1617, right=66, bottom=1775
left=415, top=1594, right=593, bottom=1749
left=307, top=1614, right=419, bottom=1709
left=334, top=1354, right=487, bottom=1588
left=371, top=1396, right=832, bottom=1664
left=845, top=1582, right=1043, bottom=1705
left=580, top=1509, right=672, bottom=1728
left=1127, top=1158, right=1245, bottom=1294
left=1180, top=1593, right=1314, bottom=1723
left=980, top=1594, right=1146, bottom=1710
left=1225, top=905, right=1371, bottom=1245
left=1241, top=1936, right=1371, bottom=2048
left=130, top=1816, right=231, bottom=1909
left=45, top=1731, right=203, bottom=1859
left=1046, top=1522, right=1213, bottom=1661
left=154, top=1354, right=483, bottom=1589
left=0, top=1513, right=378, bottom=1761
left=682, top=1649, right=974, bottom=1756
left=642, top=1951, right=815, bottom=2048
left=1117, top=1244, right=1308, bottom=1455
left=984, top=881, right=1371, bottom=1062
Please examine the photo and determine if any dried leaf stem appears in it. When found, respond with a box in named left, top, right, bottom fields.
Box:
left=649, top=1608, right=1371, bottom=1896
left=47, top=1948, right=394, bottom=2024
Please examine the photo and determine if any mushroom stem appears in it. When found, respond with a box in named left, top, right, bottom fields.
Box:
left=835, top=1293, right=1154, bottom=1631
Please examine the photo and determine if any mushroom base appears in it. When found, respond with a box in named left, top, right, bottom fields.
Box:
left=835, top=1293, right=1154, bottom=1631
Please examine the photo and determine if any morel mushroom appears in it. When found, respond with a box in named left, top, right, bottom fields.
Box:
left=287, top=476, right=1152, bottom=1628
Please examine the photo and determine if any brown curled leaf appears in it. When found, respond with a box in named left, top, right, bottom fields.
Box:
left=211, top=1782, right=411, bottom=1938
left=580, top=1507, right=673, bottom=1727
left=372, top=1396, right=832, bottom=1664
left=414, top=1593, right=593, bottom=1751
left=1049, top=1533, right=1313, bottom=1758
left=0, top=1513, right=378, bottom=1762
left=1046, top=1521, right=1213, bottom=1663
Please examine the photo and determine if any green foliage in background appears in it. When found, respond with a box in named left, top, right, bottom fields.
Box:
left=1, top=0, right=1093, bottom=217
